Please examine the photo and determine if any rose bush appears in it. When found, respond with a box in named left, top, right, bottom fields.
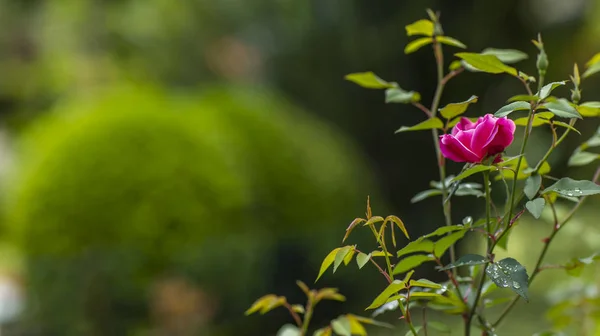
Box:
left=247, top=8, right=600, bottom=336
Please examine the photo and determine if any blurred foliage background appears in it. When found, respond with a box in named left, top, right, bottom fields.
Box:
left=0, top=0, right=597, bottom=335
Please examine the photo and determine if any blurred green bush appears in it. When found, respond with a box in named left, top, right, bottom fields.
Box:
left=2, top=83, right=382, bottom=335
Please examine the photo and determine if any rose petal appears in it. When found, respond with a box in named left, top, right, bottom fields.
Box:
left=486, top=117, right=515, bottom=155
left=455, top=129, right=474, bottom=145
left=451, top=117, right=477, bottom=135
left=440, top=134, right=482, bottom=163
left=471, top=114, right=499, bottom=156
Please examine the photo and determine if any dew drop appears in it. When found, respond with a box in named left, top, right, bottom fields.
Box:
left=575, top=188, right=583, bottom=195
left=462, top=216, right=473, bottom=225
left=566, top=191, right=574, bottom=196
left=512, top=281, right=521, bottom=289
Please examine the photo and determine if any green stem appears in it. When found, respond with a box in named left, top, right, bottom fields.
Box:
left=505, top=108, right=534, bottom=229
left=430, top=39, right=457, bottom=275
left=368, top=225, right=393, bottom=277
left=465, top=171, right=492, bottom=336
left=484, top=171, right=492, bottom=240
left=300, top=297, right=314, bottom=336
left=538, top=74, right=545, bottom=92
left=534, top=119, right=575, bottom=171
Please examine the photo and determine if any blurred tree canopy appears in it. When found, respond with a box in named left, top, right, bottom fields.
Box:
left=2, top=84, right=384, bottom=335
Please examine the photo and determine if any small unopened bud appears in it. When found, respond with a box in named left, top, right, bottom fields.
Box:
left=537, top=50, right=549, bottom=74
left=571, top=88, right=581, bottom=104
left=433, top=22, right=444, bottom=36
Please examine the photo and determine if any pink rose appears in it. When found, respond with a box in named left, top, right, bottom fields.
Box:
left=439, top=114, right=516, bottom=163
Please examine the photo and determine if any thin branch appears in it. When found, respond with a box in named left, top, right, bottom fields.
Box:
left=283, top=302, right=303, bottom=327
left=355, top=248, right=392, bottom=284
left=441, top=67, right=464, bottom=85
left=412, top=102, right=433, bottom=118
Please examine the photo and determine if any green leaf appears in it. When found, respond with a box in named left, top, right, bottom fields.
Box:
left=345, top=72, right=395, bottom=89
left=586, top=52, right=600, bottom=67
left=405, top=292, right=443, bottom=300
left=423, top=225, right=467, bottom=238
left=525, top=198, right=545, bottom=219
left=345, top=315, right=368, bottom=335
left=538, top=81, right=566, bottom=100
left=427, top=321, right=452, bottom=333
left=392, top=255, right=434, bottom=275
left=356, top=252, right=371, bottom=269
left=494, top=101, right=531, bottom=117
left=245, top=294, right=283, bottom=315
left=365, top=216, right=385, bottom=226
left=291, top=304, right=305, bottom=314
left=495, top=156, right=530, bottom=180
left=486, top=258, right=529, bottom=301
left=565, top=253, right=600, bottom=277
left=546, top=301, right=574, bottom=330
left=397, top=239, right=435, bottom=258
left=402, top=270, right=415, bottom=283
left=507, top=94, right=539, bottom=103
left=449, top=60, right=462, bottom=71
left=405, top=19, right=434, bottom=36
left=410, top=189, right=442, bottom=203
left=439, top=95, right=478, bottom=119
left=568, top=151, right=600, bottom=167
left=552, top=120, right=581, bottom=135
left=513, top=114, right=550, bottom=127
left=437, top=36, right=467, bottom=49
left=481, top=48, right=529, bottom=64
left=455, top=52, right=518, bottom=76
left=351, top=315, right=394, bottom=329
left=333, top=246, right=353, bottom=272
left=451, top=165, right=493, bottom=182
left=577, top=101, right=600, bottom=117
left=385, top=87, right=421, bottom=104
left=395, top=118, right=444, bottom=133
left=316, top=248, right=341, bottom=282
left=343, top=218, right=365, bottom=243
left=277, top=324, right=302, bottom=336
left=434, top=230, right=468, bottom=258
left=314, top=328, right=332, bottom=336
left=386, top=215, right=410, bottom=239
left=583, top=62, right=600, bottom=78
left=405, top=37, right=434, bottom=54
left=440, top=254, right=487, bottom=270
left=454, top=183, right=484, bottom=198
left=524, top=174, right=542, bottom=200
left=539, top=161, right=551, bottom=175
left=366, top=280, right=406, bottom=310
left=541, top=177, right=600, bottom=196
left=543, top=99, right=582, bottom=119
left=409, top=279, right=443, bottom=289
left=330, top=316, right=352, bottom=336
